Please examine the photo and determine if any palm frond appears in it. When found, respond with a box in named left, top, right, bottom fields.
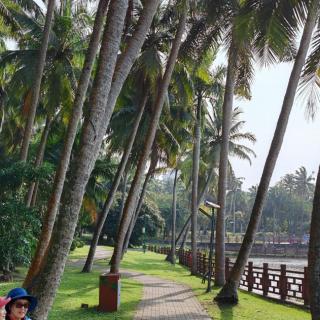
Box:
left=299, top=27, right=320, bottom=120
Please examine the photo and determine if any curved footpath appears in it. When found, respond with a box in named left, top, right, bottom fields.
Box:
left=70, top=247, right=212, bottom=320
left=124, top=271, right=211, bottom=320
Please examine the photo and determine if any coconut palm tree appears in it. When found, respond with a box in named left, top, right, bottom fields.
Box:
left=293, top=166, right=315, bottom=199
left=110, top=0, right=189, bottom=274
left=19, top=0, right=56, bottom=161
left=216, top=0, right=320, bottom=303
left=30, top=1, right=160, bottom=318
left=308, top=165, right=320, bottom=320
left=23, top=0, right=110, bottom=288
left=82, top=92, right=147, bottom=273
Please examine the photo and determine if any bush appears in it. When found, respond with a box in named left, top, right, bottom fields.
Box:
left=70, top=238, right=85, bottom=252
left=0, top=199, right=40, bottom=272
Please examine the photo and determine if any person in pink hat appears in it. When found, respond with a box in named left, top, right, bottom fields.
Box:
left=0, top=297, right=11, bottom=320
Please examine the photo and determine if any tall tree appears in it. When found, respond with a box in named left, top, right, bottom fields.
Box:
left=121, top=160, right=155, bottom=257
left=31, top=1, right=160, bottom=317
left=293, top=166, right=314, bottom=199
left=25, top=114, right=54, bottom=207
left=110, top=0, right=188, bottom=274
left=190, top=90, right=201, bottom=274
left=23, top=0, right=110, bottom=288
left=82, top=93, right=147, bottom=273
left=20, top=0, right=56, bottom=161
left=29, top=1, right=130, bottom=318
left=216, top=0, right=320, bottom=303
left=167, top=168, right=178, bottom=264
left=308, top=165, right=320, bottom=320
left=215, top=37, right=238, bottom=286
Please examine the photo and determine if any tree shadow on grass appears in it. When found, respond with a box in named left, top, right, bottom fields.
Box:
left=217, top=302, right=234, bottom=320
left=49, top=303, right=139, bottom=320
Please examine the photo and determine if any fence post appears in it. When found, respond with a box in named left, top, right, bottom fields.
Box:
left=197, top=250, right=201, bottom=275
left=202, top=252, right=206, bottom=276
left=279, top=264, right=287, bottom=301
left=188, top=250, right=192, bottom=268
left=180, top=250, right=184, bottom=265
left=302, top=266, right=310, bottom=306
left=248, top=261, right=254, bottom=292
left=262, top=263, right=269, bottom=297
left=225, top=258, right=230, bottom=280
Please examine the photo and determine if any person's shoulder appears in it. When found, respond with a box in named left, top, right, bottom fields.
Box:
left=25, top=317, right=32, bottom=320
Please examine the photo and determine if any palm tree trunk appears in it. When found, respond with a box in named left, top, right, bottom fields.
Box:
left=215, top=39, right=238, bottom=286
left=26, top=115, right=53, bottom=207
left=308, top=165, right=320, bottom=320
left=23, top=0, right=110, bottom=289
left=109, top=166, right=152, bottom=265
left=179, top=224, right=190, bottom=252
left=232, top=192, right=236, bottom=234
left=215, top=3, right=319, bottom=303
left=119, top=167, right=129, bottom=220
left=0, top=88, right=4, bottom=134
left=176, top=215, right=190, bottom=245
left=121, top=168, right=152, bottom=257
left=27, top=0, right=158, bottom=285
left=20, top=0, right=56, bottom=162
left=82, top=93, right=147, bottom=273
left=173, top=165, right=215, bottom=249
left=30, top=182, right=40, bottom=207
left=191, top=93, right=201, bottom=275
left=29, top=2, right=129, bottom=318
left=101, top=0, right=161, bottom=135
left=167, top=168, right=178, bottom=264
left=110, top=1, right=188, bottom=274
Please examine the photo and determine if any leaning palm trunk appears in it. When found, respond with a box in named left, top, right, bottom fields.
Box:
left=167, top=168, right=178, bottom=264
left=215, top=3, right=319, bottom=303
left=26, top=0, right=158, bottom=279
left=121, top=168, right=153, bottom=257
left=30, top=2, right=160, bottom=317
left=0, top=94, right=4, bottom=134
left=30, top=2, right=129, bottom=318
left=167, top=165, right=215, bottom=260
left=23, top=0, right=110, bottom=289
left=191, top=95, right=201, bottom=275
left=176, top=215, right=190, bottom=246
left=179, top=224, right=190, bottom=251
left=119, top=168, right=129, bottom=220
left=215, top=39, right=238, bottom=286
left=20, top=0, right=56, bottom=161
left=110, top=1, right=188, bottom=274
left=308, top=166, right=320, bottom=320
left=82, top=93, right=147, bottom=273
left=108, top=166, right=152, bottom=265
left=26, top=115, right=53, bottom=207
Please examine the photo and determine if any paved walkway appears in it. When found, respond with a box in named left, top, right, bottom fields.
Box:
left=123, top=271, right=211, bottom=320
left=71, top=247, right=212, bottom=320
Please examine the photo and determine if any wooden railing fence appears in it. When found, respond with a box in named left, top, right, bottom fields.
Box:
left=148, top=245, right=309, bottom=306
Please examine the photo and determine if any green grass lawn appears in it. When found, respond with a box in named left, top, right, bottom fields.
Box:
left=0, top=247, right=142, bottom=320
left=0, top=246, right=311, bottom=320
left=118, top=250, right=310, bottom=320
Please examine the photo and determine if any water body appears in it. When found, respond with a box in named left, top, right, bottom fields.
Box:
left=237, top=256, right=307, bottom=271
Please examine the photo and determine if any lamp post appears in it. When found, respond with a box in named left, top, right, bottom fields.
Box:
left=142, top=226, right=146, bottom=253
left=205, top=200, right=220, bottom=293
left=142, top=212, right=147, bottom=254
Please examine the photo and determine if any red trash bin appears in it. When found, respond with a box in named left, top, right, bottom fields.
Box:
left=98, top=273, right=121, bottom=312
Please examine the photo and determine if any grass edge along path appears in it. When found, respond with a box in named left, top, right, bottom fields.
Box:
left=0, top=246, right=142, bottom=320
left=117, top=250, right=310, bottom=320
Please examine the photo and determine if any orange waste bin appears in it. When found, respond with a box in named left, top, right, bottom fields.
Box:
left=98, top=273, right=121, bottom=312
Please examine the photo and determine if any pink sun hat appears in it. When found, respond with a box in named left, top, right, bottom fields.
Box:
left=0, top=297, right=11, bottom=308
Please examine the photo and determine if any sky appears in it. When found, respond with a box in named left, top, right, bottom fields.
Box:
left=229, top=62, right=320, bottom=190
